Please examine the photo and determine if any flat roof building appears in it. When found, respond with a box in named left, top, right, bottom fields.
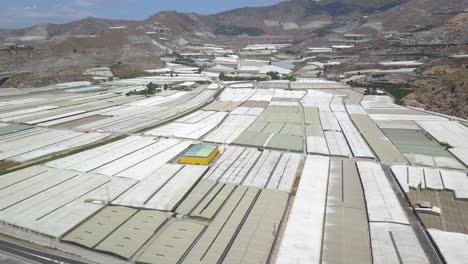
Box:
left=179, top=144, right=219, bottom=165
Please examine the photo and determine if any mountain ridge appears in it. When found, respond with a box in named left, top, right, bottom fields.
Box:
left=2, top=0, right=441, bottom=40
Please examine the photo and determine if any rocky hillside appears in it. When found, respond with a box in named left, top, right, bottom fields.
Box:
left=404, top=66, right=468, bottom=119
left=359, top=0, right=467, bottom=37
left=142, top=11, right=216, bottom=37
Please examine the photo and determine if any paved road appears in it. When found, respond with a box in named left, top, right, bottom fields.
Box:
left=0, top=247, right=40, bottom=264
left=0, top=239, right=93, bottom=264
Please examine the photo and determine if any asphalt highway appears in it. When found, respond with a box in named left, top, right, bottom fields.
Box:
left=0, top=238, right=92, bottom=264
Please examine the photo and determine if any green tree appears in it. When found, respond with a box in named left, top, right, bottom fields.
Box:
left=219, top=72, right=226, bottom=80
left=266, top=71, right=280, bottom=80
left=146, top=82, right=158, bottom=95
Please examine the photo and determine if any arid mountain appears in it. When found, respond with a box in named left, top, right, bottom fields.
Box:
left=404, top=67, right=468, bottom=119
left=0, top=17, right=139, bottom=41
left=47, top=17, right=140, bottom=38
left=142, top=0, right=412, bottom=37
left=1, top=0, right=466, bottom=44
left=1, top=0, right=466, bottom=92
left=142, top=11, right=216, bottom=37
left=5, top=0, right=462, bottom=41
left=214, top=0, right=408, bottom=22
left=360, top=0, right=467, bottom=35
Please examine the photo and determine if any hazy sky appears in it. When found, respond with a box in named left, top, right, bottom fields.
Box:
left=0, top=0, right=286, bottom=29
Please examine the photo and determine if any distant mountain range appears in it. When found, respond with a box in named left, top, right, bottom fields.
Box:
left=1, top=0, right=466, bottom=41
left=1, top=0, right=466, bottom=118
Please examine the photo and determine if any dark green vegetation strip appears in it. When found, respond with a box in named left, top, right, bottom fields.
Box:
left=215, top=24, right=265, bottom=36
left=348, top=81, right=415, bottom=104
left=383, top=87, right=415, bottom=104
left=110, top=63, right=154, bottom=79
left=312, top=0, right=404, bottom=15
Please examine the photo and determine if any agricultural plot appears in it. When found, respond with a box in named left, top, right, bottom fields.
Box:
left=227, top=83, right=255, bottom=89
left=449, top=148, right=468, bottom=168
left=105, top=76, right=210, bottom=88
left=203, top=146, right=301, bottom=192
left=276, top=156, right=427, bottom=264
left=369, top=222, right=429, bottom=264
left=291, top=78, right=347, bottom=89
left=321, top=158, right=372, bottom=264
left=203, top=100, right=242, bottom=111
left=0, top=97, right=58, bottom=108
left=417, top=120, right=468, bottom=168
left=112, top=164, right=208, bottom=211
left=357, top=161, right=409, bottom=224
left=369, top=114, right=446, bottom=122
left=350, top=114, right=407, bottom=164
left=362, top=96, right=467, bottom=168
left=276, top=155, right=330, bottom=264
left=384, top=128, right=465, bottom=169
left=256, top=80, right=291, bottom=89
left=234, top=105, right=304, bottom=152
left=361, top=95, right=403, bottom=111
left=0, top=123, right=33, bottom=137
left=47, top=136, right=193, bottom=180
left=0, top=94, right=142, bottom=129
left=75, top=90, right=216, bottom=133
left=204, top=107, right=262, bottom=144
left=428, top=229, right=468, bottom=263
left=249, top=88, right=275, bottom=102
left=301, top=90, right=370, bottom=158
left=175, top=180, right=235, bottom=220
left=0, top=85, right=216, bottom=134
left=273, top=89, right=305, bottom=101
left=174, top=186, right=288, bottom=264
left=304, top=107, right=330, bottom=155
left=63, top=207, right=171, bottom=259
left=145, top=110, right=227, bottom=139
left=0, top=166, right=136, bottom=238
left=324, top=131, right=352, bottom=157
left=268, top=101, right=299, bottom=107
left=392, top=166, right=468, bottom=240
left=240, top=100, right=270, bottom=108
left=218, top=88, right=255, bottom=102
left=301, top=90, right=334, bottom=112
left=392, top=164, right=468, bottom=200
left=126, top=92, right=190, bottom=107
left=335, top=112, right=374, bottom=158
left=1, top=75, right=464, bottom=264
left=318, top=111, right=341, bottom=131
left=0, top=127, right=110, bottom=163
left=361, top=95, right=444, bottom=122
left=62, top=178, right=290, bottom=263
left=356, top=162, right=429, bottom=263
left=136, top=220, right=206, bottom=264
